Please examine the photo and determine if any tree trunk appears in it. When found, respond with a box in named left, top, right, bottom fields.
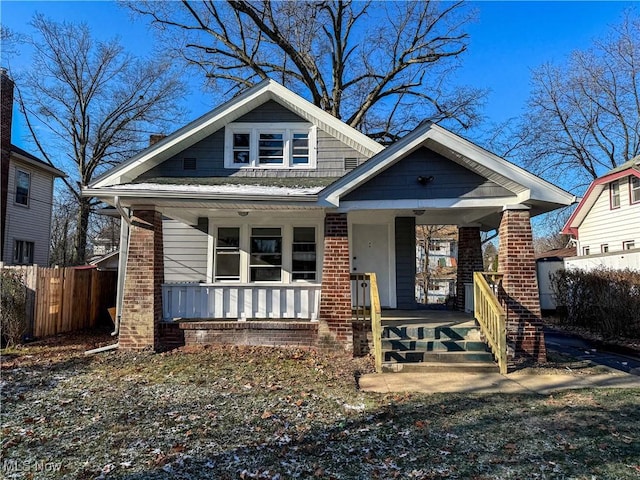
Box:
left=74, top=197, right=91, bottom=265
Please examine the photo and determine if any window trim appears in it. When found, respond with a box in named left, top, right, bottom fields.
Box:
left=609, top=180, right=621, bottom=209
left=209, top=221, right=320, bottom=284
left=601, top=244, right=609, bottom=253
left=213, top=226, right=241, bottom=282
left=582, top=246, right=590, bottom=256
left=224, top=122, right=317, bottom=169
left=14, top=168, right=31, bottom=207
left=630, top=176, right=640, bottom=205
left=623, top=240, right=635, bottom=250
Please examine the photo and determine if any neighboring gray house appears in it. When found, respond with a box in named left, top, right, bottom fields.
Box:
left=1, top=69, right=64, bottom=266
left=83, top=79, right=576, bottom=361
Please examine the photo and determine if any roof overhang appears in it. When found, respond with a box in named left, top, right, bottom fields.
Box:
left=88, top=79, right=383, bottom=189
left=320, top=123, right=577, bottom=216
left=10, top=149, right=66, bottom=178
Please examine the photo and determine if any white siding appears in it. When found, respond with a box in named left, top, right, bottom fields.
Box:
left=565, top=250, right=640, bottom=272
left=577, top=178, right=640, bottom=256
left=2, top=159, right=55, bottom=266
left=163, top=218, right=208, bottom=282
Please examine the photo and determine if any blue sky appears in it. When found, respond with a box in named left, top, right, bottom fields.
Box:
left=1, top=1, right=635, bottom=150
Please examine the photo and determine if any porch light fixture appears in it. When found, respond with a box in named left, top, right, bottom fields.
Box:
left=238, top=211, right=249, bottom=217
left=417, top=175, right=434, bottom=185
left=413, top=209, right=425, bottom=216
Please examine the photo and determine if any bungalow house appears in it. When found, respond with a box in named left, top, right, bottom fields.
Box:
left=562, top=157, right=640, bottom=271
left=1, top=69, right=65, bottom=266
left=83, top=79, right=576, bottom=365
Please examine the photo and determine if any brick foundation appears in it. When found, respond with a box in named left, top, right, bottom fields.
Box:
left=456, top=227, right=483, bottom=311
left=158, top=322, right=185, bottom=351
left=178, top=321, right=318, bottom=348
left=318, top=213, right=353, bottom=352
left=352, top=320, right=373, bottom=357
left=119, top=210, right=164, bottom=351
left=498, top=208, right=546, bottom=362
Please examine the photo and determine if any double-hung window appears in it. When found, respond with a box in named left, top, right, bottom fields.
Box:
left=292, top=227, right=316, bottom=280
left=631, top=176, right=640, bottom=204
left=250, top=228, right=282, bottom=282
left=610, top=181, right=620, bottom=209
left=15, top=169, right=30, bottom=206
left=225, top=123, right=316, bottom=168
left=214, top=228, right=241, bottom=281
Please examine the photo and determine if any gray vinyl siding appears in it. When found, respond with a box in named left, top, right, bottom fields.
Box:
left=395, top=217, right=416, bottom=309
left=2, top=159, right=55, bottom=266
left=137, top=103, right=366, bottom=181
left=163, top=218, right=208, bottom=282
left=343, top=147, right=514, bottom=201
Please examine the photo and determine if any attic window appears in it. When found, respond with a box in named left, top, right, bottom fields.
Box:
left=224, top=123, right=316, bottom=169
left=183, top=158, right=197, bottom=170
left=610, top=181, right=620, bottom=209
left=631, top=176, right=640, bottom=204
left=344, top=157, right=359, bottom=171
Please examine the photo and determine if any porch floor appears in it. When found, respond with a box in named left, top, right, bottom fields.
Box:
left=381, top=309, right=476, bottom=328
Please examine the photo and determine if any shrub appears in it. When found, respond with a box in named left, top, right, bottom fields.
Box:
left=551, top=267, right=640, bottom=338
left=1, top=270, right=28, bottom=347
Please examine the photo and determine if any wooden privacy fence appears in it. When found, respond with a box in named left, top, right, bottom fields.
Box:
left=1, top=265, right=117, bottom=338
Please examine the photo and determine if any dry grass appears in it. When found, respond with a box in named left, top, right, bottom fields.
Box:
left=2, top=331, right=639, bottom=479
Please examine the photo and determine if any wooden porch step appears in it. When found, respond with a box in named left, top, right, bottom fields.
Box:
left=382, top=339, right=488, bottom=352
left=383, top=324, right=480, bottom=340
left=384, top=349, right=495, bottom=363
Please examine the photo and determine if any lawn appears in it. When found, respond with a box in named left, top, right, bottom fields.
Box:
left=1, top=332, right=639, bottom=479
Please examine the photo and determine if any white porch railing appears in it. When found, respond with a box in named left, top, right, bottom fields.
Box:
left=162, top=283, right=322, bottom=321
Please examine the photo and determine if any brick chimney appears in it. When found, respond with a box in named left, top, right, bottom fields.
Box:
left=1, top=67, right=14, bottom=257
left=149, top=134, right=166, bottom=146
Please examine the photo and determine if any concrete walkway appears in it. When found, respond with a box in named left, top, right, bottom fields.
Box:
left=359, top=371, right=640, bottom=395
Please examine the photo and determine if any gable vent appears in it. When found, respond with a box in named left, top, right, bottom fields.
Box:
left=183, top=158, right=197, bottom=170
left=344, top=157, right=359, bottom=171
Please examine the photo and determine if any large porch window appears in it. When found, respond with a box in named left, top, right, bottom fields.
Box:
left=213, top=224, right=318, bottom=283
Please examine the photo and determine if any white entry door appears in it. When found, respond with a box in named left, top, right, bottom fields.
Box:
left=352, top=224, right=391, bottom=307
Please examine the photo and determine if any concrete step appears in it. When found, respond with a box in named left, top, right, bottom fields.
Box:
left=383, top=325, right=481, bottom=341
left=382, top=339, right=489, bottom=352
left=381, top=361, right=500, bottom=374
left=383, top=350, right=495, bottom=364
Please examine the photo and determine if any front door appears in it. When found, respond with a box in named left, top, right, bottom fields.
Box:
left=352, top=224, right=391, bottom=307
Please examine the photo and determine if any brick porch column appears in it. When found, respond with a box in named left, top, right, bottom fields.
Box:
left=318, top=213, right=353, bottom=352
left=119, top=209, right=164, bottom=351
left=497, top=206, right=546, bottom=362
left=456, top=226, right=483, bottom=311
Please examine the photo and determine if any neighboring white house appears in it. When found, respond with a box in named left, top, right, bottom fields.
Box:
left=1, top=69, right=65, bottom=266
left=562, top=157, right=640, bottom=271
left=415, top=225, right=457, bottom=304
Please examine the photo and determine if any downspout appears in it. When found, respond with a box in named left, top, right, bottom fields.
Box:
left=86, top=196, right=132, bottom=355
left=113, top=196, right=133, bottom=336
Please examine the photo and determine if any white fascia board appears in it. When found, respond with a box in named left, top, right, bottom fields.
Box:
left=90, top=79, right=383, bottom=189
left=11, top=152, right=66, bottom=178
left=336, top=196, right=521, bottom=212
left=322, top=121, right=435, bottom=205
left=428, top=125, right=576, bottom=205
left=266, top=81, right=383, bottom=157
left=83, top=187, right=318, bottom=204
left=90, top=82, right=277, bottom=188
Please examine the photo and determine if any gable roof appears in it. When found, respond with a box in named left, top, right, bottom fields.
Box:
left=89, top=79, right=383, bottom=189
left=320, top=122, right=576, bottom=211
left=562, top=156, right=640, bottom=236
left=11, top=144, right=66, bottom=178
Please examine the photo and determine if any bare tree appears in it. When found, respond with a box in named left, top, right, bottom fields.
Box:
left=16, top=15, right=184, bottom=264
left=514, top=11, right=640, bottom=192
left=129, top=0, right=484, bottom=142
left=49, top=191, right=78, bottom=267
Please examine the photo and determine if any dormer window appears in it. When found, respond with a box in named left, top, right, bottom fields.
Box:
left=225, top=123, right=316, bottom=169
